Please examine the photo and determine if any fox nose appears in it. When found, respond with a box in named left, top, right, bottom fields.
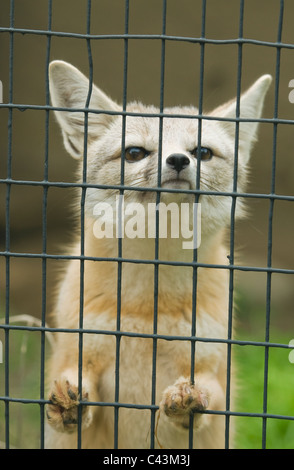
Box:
left=166, top=153, right=190, bottom=173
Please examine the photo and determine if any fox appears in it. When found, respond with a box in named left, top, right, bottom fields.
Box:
left=45, top=60, right=271, bottom=449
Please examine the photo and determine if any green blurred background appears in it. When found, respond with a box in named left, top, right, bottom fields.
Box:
left=0, top=0, right=294, bottom=449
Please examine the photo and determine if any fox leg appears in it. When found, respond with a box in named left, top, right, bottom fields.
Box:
left=46, top=373, right=94, bottom=433
left=46, top=360, right=101, bottom=434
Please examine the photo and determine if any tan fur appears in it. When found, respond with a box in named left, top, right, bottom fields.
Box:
left=45, top=61, right=271, bottom=449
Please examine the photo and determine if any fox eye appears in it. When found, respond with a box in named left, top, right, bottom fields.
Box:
left=124, top=147, right=150, bottom=162
left=191, top=147, right=213, bottom=161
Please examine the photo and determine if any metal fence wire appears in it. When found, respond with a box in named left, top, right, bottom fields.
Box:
left=1, top=0, right=294, bottom=450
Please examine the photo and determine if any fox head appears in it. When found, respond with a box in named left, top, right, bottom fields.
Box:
left=49, top=60, right=271, bottom=239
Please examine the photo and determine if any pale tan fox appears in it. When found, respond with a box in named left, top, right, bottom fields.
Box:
left=45, top=61, right=271, bottom=449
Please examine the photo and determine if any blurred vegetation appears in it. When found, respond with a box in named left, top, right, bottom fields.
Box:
left=234, top=331, right=294, bottom=449
left=0, top=325, right=42, bottom=449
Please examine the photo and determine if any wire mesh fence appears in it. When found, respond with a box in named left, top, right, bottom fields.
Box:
left=0, top=0, right=294, bottom=450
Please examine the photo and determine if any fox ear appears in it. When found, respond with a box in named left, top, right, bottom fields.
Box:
left=212, top=74, right=272, bottom=163
left=49, top=60, right=120, bottom=159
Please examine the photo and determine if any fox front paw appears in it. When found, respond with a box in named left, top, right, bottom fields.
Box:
left=160, top=377, right=209, bottom=429
left=46, top=379, right=92, bottom=433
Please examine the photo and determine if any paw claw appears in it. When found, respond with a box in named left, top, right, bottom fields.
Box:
left=67, top=387, right=78, bottom=401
